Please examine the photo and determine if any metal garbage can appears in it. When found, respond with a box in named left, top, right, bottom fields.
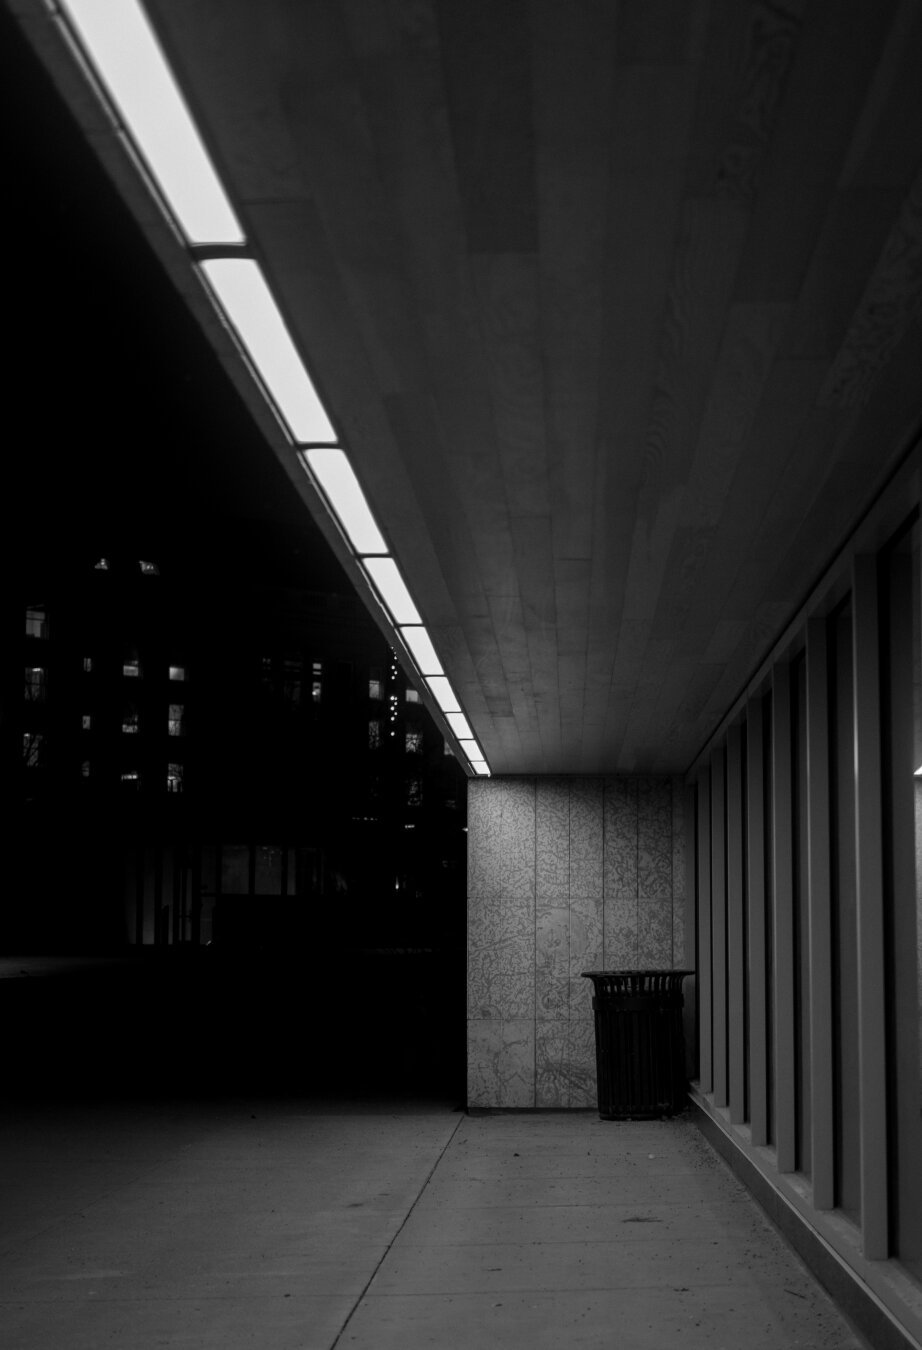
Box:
left=581, top=970, right=693, bottom=1120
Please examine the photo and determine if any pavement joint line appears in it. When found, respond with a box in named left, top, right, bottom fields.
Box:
left=328, top=1112, right=466, bottom=1350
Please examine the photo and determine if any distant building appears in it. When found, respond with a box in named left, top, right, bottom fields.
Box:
left=18, top=554, right=468, bottom=956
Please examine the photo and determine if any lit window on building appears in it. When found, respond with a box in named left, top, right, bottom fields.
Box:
left=121, top=770, right=140, bottom=788
left=25, top=667, right=46, bottom=701
left=406, top=688, right=420, bottom=704
left=169, top=664, right=186, bottom=682
left=123, top=659, right=141, bottom=678
left=94, top=558, right=109, bottom=571
left=122, top=704, right=139, bottom=735
left=312, top=661, right=323, bottom=701
left=139, top=560, right=159, bottom=575
left=83, top=657, right=93, bottom=673
left=407, top=777, right=423, bottom=807
left=82, top=714, right=92, bottom=731
left=25, top=607, right=48, bottom=638
left=166, top=763, right=183, bottom=793
left=23, top=731, right=45, bottom=768
left=368, top=719, right=382, bottom=749
left=369, top=671, right=383, bottom=700
left=168, top=704, right=184, bottom=736
left=406, top=729, right=423, bottom=754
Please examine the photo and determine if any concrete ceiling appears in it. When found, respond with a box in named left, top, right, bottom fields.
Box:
left=12, top=0, right=922, bottom=773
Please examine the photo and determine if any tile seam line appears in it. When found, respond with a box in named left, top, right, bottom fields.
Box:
left=328, top=1112, right=467, bottom=1350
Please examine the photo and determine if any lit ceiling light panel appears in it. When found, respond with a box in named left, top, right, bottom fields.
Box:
left=425, top=677, right=461, bottom=715
left=471, top=762, right=490, bottom=776
left=361, top=558, right=421, bottom=626
left=59, top=0, right=243, bottom=245
left=200, top=258, right=336, bottom=444
left=300, top=449, right=387, bottom=555
left=444, top=711, right=474, bottom=740
left=460, top=740, right=485, bottom=764
left=399, top=626, right=444, bottom=676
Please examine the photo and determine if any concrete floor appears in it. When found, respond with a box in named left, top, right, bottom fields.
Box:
left=0, top=1098, right=869, bottom=1350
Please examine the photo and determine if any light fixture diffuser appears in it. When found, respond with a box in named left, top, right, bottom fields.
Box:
left=60, top=0, right=244, bottom=245
left=399, top=626, right=444, bottom=676
left=425, top=676, right=461, bottom=715
left=471, top=762, right=490, bottom=776
left=460, top=740, right=485, bottom=764
left=200, top=258, right=336, bottom=443
left=301, top=449, right=387, bottom=555
left=361, top=558, right=421, bottom=625
left=444, top=711, right=474, bottom=739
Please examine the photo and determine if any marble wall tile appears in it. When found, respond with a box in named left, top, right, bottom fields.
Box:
left=467, top=780, right=505, bottom=898
left=536, top=906, right=569, bottom=973
left=604, top=892, right=638, bottom=968
left=467, top=969, right=537, bottom=1022
left=536, top=1019, right=568, bottom=1107
left=638, top=894, right=674, bottom=968
left=498, top=971, right=535, bottom=1020
left=502, top=778, right=536, bottom=897
left=603, top=776, right=638, bottom=897
left=638, top=777, right=673, bottom=898
left=569, top=897, right=603, bottom=977
left=673, top=896, right=687, bottom=968
left=467, top=965, right=502, bottom=1019
left=566, top=1020, right=598, bottom=1107
left=467, top=1019, right=535, bottom=1108
left=536, top=970, right=569, bottom=1020
left=570, top=779, right=603, bottom=896
left=672, top=778, right=686, bottom=902
left=536, top=778, right=570, bottom=900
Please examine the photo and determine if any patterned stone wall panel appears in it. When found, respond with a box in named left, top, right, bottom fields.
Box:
left=566, top=1020, right=598, bottom=1108
left=536, top=1019, right=568, bottom=1107
left=603, top=776, right=638, bottom=897
left=569, top=779, right=603, bottom=896
left=638, top=777, right=673, bottom=899
left=536, top=777, right=570, bottom=899
left=638, top=894, right=674, bottom=967
left=467, top=1019, right=535, bottom=1108
left=604, top=893, right=639, bottom=967
left=672, top=778, right=687, bottom=901
left=536, top=969, right=570, bottom=1020
left=536, top=906, right=569, bottom=972
left=467, top=965, right=503, bottom=1020
left=467, top=779, right=505, bottom=898
left=497, top=893, right=536, bottom=972
left=501, top=778, right=536, bottom=898
left=673, top=893, right=688, bottom=968
left=569, top=897, right=603, bottom=1013
left=497, top=971, right=535, bottom=1020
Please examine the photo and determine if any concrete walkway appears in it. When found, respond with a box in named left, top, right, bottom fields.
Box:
left=0, top=1099, right=868, bottom=1349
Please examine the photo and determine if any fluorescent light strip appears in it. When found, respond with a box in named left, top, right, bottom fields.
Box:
left=56, top=0, right=489, bottom=774
left=59, top=0, right=243, bottom=245
left=399, top=626, right=444, bottom=677
left=445, top=711, right=474, bottom=740
left=361, top=558, right=421, bottom=626
left=200, top=258, right=336, bottom=444
left=301, top=448, right=387, bottom=555
left=425, top=676, right=461, bottom=715
left=470, top=762, right=490, bottom=776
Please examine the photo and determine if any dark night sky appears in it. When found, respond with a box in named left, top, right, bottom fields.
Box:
left=3, top=6, right=349, bottom=596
